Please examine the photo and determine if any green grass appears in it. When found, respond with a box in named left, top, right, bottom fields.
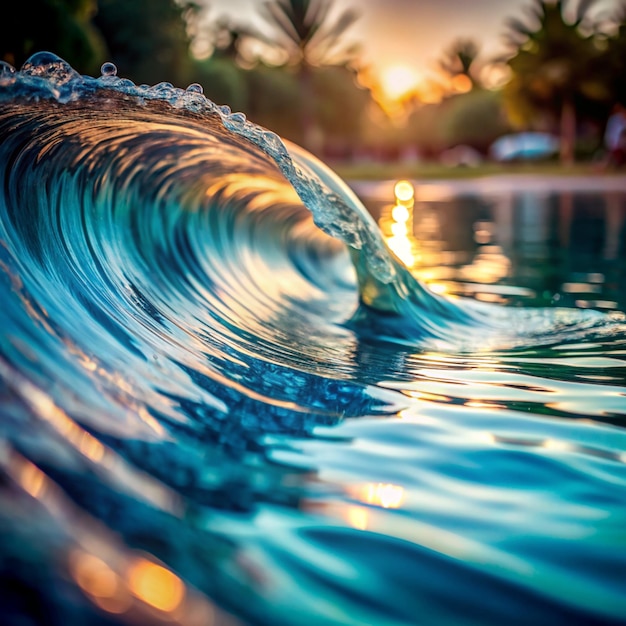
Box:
left=331, top=161, right=624, bottom=181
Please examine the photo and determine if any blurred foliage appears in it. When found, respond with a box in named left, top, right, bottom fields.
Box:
left=604, top=10, right=626, bottom=107
left=313, top=66, right=368, bottom=142
left=245, top=65, right=304, bottom=140
left=1, top=0, right=106, bottom=74
left=257, top=0, right=361, bottom=152
left=398, top=90, right=511, bottom=155
left=262, top=0, right=359, bottom=67
left=439, top=90, right=511, bottom=151
left=333, top=160, right=606, bottom=181
left=4, top=0, right=626, bottom=164
left=192, top=59, right=369, bottom=151
left=438, top=39, right=481, bottom=88
left=503, top=0, right=624, bottom=162
left=93, top=0, right=196, bottom=85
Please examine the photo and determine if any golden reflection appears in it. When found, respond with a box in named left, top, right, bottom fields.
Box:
left=378, top=187, right=522, bottom=302
left=397, top=409, right=438, bottom=424
left=407, top=390, right=453, bottom=403
left=137, top=406, right=166, bottom=437
left=460, top=247, right=511, bottom=284
left=474, top=292, right=507, bottom=304
left=575, top=299, right=619, bottom=310
left=378, top=181, right=417, bottom=267
left=386, top=235, right=415, bottom=267
left=1, top=445, right=220, bottom=624
left=19, top=460, right=47, bottom=499
left=394, top=180, right=415, bottom=204
left=70, top=551, right=127, bottom=612
left=391, top=204, right=410, bottom=223
left=476, top=432, right=497, bottom=445
left=204, top=173, right=299, bottom=209
left=379, top=179, right=461, bottom=288
left=78, top=432, right=105, bottom=463
left=346, top=505, right=369, bottom=530
left=1, top=364, right=180, bottom=513
left=349, top=483, right=405, bottom=509
left=465, top=400, right=506, bottom=410
left=428, top=283, right=449, bottom=295
left=391, top=221, right=408, bottom=237
left=127, top=558, right=185, bottom=613
left=543, top=439, right=572, bottom=452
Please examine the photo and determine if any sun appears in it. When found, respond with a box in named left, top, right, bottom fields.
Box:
left=380, top=64, right=420, bottom=101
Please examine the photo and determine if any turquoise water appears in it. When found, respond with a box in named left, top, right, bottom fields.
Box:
left=0, top=53, right=625, bottom=626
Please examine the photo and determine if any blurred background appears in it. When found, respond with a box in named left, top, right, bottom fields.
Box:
left=3, top=0, right=626, bottom=177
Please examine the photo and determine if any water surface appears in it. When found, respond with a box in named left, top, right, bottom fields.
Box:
left=0, top=54, right=625, bottom=626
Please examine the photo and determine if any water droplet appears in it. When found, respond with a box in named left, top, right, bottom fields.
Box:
left=229, top=112, right=246, bottom=125
left=223, top=111, right=247, bottom=131
left=153, top=81, right=174, bottom=92
left=0, top=61, right=16, bottom=77
left=0, top=61, right=16, bottom=86
left=185, top=83, right=203, bottom=94
left=263, top=131, right=284, bottom=153
left=20, top=52, right=79, bottom=86
left=100, top=62, right=117, bottom=77
left=218, top=105, right=231, bottom=116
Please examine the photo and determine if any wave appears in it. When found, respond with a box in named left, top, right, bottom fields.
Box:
left=1, top=52, right=626, bottom=626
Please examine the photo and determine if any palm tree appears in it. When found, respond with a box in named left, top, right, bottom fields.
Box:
left=503, top=0, right=607, bottom=164
left=261, top=0, right=360, bottom=152
left=263, top=0, right=359, bottom=67
left=439, top=38, right=481, bottom=89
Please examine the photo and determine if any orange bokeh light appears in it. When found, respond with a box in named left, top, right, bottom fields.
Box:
left=451, top=74, right=473, bottom=93
left=380, top=65, right=420, bottom=101
left=127, top=558, right=185, bottom=613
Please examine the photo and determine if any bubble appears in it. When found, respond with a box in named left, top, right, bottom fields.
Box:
left=223, top=111, right=247, bottom=132
left=0, top=61, right=16, bottom=86
left=20, top=51, right=79, bottom=86
left=262, top=131, right=286, bottom=155
left=0, top=61, right=16, bottom=76
left=153, top=82, right=174, bottom=92
left=185, top=83, right=203, bottom=94
left=229, top=112, right=246, bottom=124
left=100, top=62, right=117, bottom=77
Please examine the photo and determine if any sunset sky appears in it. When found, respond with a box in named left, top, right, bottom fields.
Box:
left=203, top=0, right=620, bottom=98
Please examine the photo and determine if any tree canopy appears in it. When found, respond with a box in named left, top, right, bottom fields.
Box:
left=4, top=0, right=626, bottom=163
left=503, top=0, right=612, bottom=163
left=262, top=0, right=360, bottom=67
left=1, top=0, right=105, bottom=74
left=93, top=0, right=196, bottom=85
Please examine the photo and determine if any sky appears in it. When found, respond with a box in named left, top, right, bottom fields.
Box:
left=201, top=0, right=620, bottom=98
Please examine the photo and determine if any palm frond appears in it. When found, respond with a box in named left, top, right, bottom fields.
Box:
left=264, top=1, right=301, bottom=47
left=574, top=0, right=599, bottom=25
left=263, top=0, right=359, bottom=66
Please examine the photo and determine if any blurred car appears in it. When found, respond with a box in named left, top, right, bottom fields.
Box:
left=490, top=132, right=559, bottom=161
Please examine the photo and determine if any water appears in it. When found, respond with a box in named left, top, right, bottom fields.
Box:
left=0, top=53, right=625, bottom=626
